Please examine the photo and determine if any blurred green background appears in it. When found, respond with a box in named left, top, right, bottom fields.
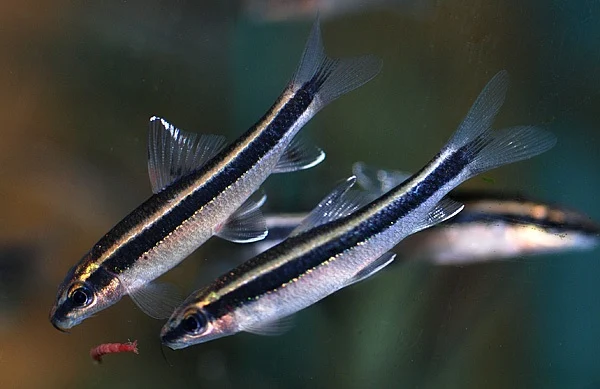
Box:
left=1, top=1, right=599, bottom=388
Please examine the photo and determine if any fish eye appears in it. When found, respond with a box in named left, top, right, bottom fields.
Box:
left=68, top=284, right=93, bottom=307
left=181, top=312, right=206, bottom=335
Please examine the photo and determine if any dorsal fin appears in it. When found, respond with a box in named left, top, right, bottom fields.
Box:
left=147, top=116, right=227, bottom=193
left=291, top=176, right=375, bottom=236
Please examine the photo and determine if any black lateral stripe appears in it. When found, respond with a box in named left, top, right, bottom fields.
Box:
left=204, top=142, right=477, bottom=319
left=97, top=85, right=316, bottom=275
left=444, top=192, right=600, bottom=234
left=87, top=267, right=117, bottom=292
left=450, top=211, right=600, bottom=234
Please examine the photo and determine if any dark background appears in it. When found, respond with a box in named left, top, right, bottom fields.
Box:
left=1, top=1, right=599, bottom=388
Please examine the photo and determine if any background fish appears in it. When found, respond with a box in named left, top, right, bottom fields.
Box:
left=239, top=192, right=600, bottom=265
left=402, top=191, right=600, bottom=264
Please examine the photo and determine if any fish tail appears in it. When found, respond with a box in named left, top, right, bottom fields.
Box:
left=290, top=20, right=382, bottom=111
left=444, top=70, right=557, bottom=178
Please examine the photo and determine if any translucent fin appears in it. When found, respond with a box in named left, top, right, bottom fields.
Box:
left=352, top=162, right=412, bottom=195
left=441, top=71, right=556, bottom=179
left=273, top=136, right=326, bottom=173
left=412, top=198, right=464, bottom=234
left=468, top=125, right=557, bottom=176
left=129, top=282, right=183, bottom=319
left=216, top=192, right=268, bottom=243
left=345, top=252, right=396, bottom=287
left=291, top=176, right=375, bottom=236
left=447, top=71, right=509, bottom=151
left=241, top=316, right=294, bottom=336
left=291, top=19, right=382, bottom=111
left=147, top=116, right=227, bottom=193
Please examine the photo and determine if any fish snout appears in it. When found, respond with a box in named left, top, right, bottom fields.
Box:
left=50, top=316, right=69, bottom=333
left=160, top=326, right=185, bottom=350
left=49, top=306, right=71, bottom=333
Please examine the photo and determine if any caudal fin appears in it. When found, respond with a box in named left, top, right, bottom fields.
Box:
left=468, top=125, right=557, bottom=175
left=291, top=20, right=382, bottom=111
left=443, top=71, right=556, bottom=178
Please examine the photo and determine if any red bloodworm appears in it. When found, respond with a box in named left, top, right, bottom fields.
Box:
left=90, top=340, right=139, bottom=363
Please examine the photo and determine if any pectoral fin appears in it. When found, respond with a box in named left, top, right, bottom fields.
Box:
left=241, top=316, right=294, bottom=336
left=129, top=282, right=183, bottom=319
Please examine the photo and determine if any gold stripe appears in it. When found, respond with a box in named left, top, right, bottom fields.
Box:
left=91, top=89, right=297, bottom=268
left=201, top=150, right=454, bottom=302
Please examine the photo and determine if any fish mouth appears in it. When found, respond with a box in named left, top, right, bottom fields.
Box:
left=160, top=328, right=186, bottom=350
left=49, top=308, right=70, bottom=333
left=162, top=340, right=187, bottom=350
left=50, top=317, right=70, bottom=333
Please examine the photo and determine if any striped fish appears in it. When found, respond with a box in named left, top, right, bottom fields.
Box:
left=160, top=71, right=557, bottom=349
left=347, top=163, right=599, bottom=264
left=239, top=191, right=599, bottom=265
left=406, top=191, right=600, bottom=264
left=49, top=21, right=381, bottom=331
